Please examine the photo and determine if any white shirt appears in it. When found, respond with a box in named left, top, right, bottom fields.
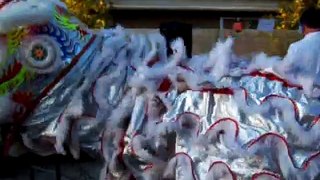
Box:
left=277, top=32, right=320, bottom=95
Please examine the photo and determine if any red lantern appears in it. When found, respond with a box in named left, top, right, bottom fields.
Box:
left=233, top=22, right=243, bottom=33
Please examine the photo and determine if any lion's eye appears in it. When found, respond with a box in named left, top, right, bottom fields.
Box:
left=31, top=44, right=48, bottom=61
left=18, top=35, right=62, bottom=74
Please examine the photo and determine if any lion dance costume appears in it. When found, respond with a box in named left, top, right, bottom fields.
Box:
left=0, top=1, right=320, bottom=180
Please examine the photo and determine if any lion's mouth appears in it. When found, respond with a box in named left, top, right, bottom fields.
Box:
left=0, top=59, right=23, bottom=84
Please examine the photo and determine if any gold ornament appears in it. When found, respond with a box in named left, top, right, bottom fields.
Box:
left=277, top=0, right=320, bottom=30
left=276, top=0, right=305, bottom=30
left=61, top=0, right=110, bottom=29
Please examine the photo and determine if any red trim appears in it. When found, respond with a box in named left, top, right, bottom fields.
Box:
left=302, top=151, right=320, bottom=170
left=246, top=132, right=320, bottom=173
left=247, top=132, right=291, bottom=156
left=208, top=161, right=237, bottom=180
left=249, top=71, right=302, bottom=90
left=197, top=87, right=234, bottom=95
left=178, top=63, right=194, bottom=72
left=147, top=56, right=160, bottom=67
left=11, top=91, right=34, bottom=108
left=251, top=171, right=280, bottom=180
left=117, top=131, right=126, bottom=164
left=247, top=133, right=290, bottom=173
left=173, top=152, right=197, bottom=180
left=102, top=129, right=126, bottom=178
left=205, top=118, right=240, bottom=139
left=55, top=5, right=69, bottom=15
left=157, top=77, right=172, bottom=92
left=261, top=95, right=299, bottom=119
left=311, top=116, right=320, bottom=127
left=143, top=164, right=154, bottom=171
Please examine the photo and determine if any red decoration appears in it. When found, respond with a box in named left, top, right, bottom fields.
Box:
left=158, top=77, right=172, bottom=92
left=233, top=22, right=243, bottom=33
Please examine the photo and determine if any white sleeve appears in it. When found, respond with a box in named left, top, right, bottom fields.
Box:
left=278, top=42, right=300, bottom=73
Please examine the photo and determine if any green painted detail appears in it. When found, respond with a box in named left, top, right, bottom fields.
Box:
left=7, top=28, right=26, bottom=56
left=54, top=7, right=79, bottom=31
left=0, top=67, right=34, bottom=96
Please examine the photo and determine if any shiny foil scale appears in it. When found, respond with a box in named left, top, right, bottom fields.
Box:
left=0, top=1, right=320, bottom=180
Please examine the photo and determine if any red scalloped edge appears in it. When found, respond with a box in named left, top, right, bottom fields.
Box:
left=178, top=63, right=195, bottom=72
left=251, top=171, right=281, bottom=180
left=261, top=94, right=299, bottom=119
left=170, top=65, right=303, bottom=90
left=249, top=71, right=303, bottom=90
left=173, top=152, right=197, bottom=180
left=247, top=132, right=320, bottom=172
left=205, top=118, right=240, bottom=139
left=203, top=118, right=320, bottom=177
left=311, top=116, right=320, bottom=127
left=190, top=87, right=301, bottom=123
left=208, top=161, right=237, bottom=180
left=98, top=68, right=320, bottom=178
left=129, top=112, right=320, bottom=177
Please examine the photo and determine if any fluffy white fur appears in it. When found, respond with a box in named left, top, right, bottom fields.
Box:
left=128, top=37, right=186, bottom=93
left=106, top=89, right=136, bottom=128
left=89, top=47, right=115, bottom=80
left=246, top=53, right=281, bottom=73
left=205, top=162, right=234, bottom=180
left=205, top=37, right=234, bottom=81
left=55, top=79, right=88, bottom=155
left=0, top=0, right=56, bottom=34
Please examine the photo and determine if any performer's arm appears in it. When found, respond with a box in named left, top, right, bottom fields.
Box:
left=274, top=43, right=300, bottom=75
